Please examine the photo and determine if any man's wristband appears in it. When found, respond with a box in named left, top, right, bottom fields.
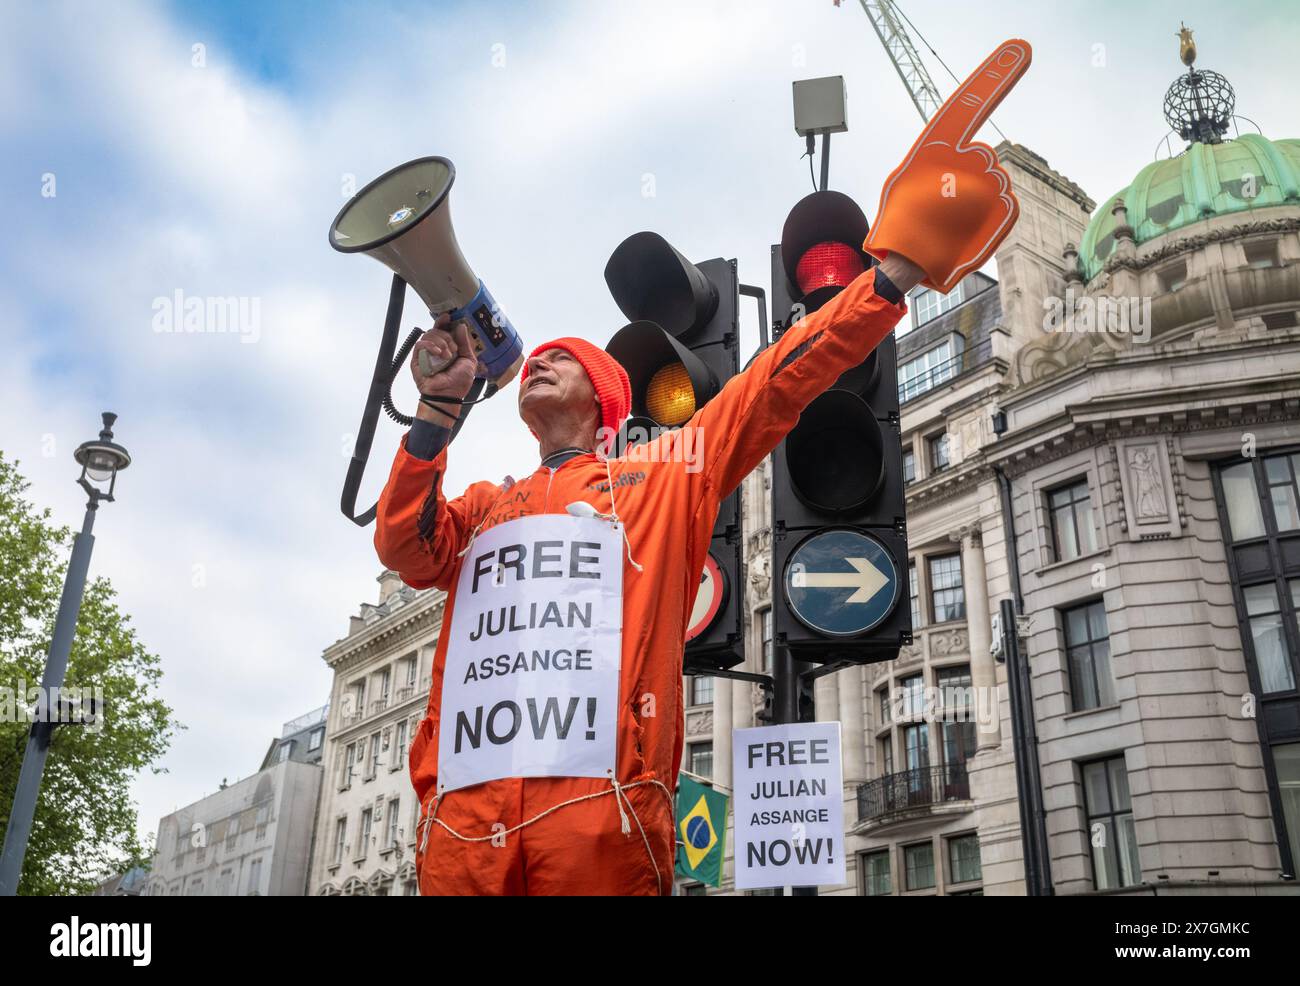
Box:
left=873, top=266, right=905, bottom=306
left=408, top=418, right=451, bottom=461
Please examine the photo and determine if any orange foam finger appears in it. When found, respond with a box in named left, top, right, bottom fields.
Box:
left=922, top=39, right=1032, bottom=148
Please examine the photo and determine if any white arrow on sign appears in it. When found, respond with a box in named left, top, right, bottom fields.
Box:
left=791, top=557, right=889, bottom=603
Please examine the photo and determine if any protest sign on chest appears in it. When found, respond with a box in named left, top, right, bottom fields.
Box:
left=438, top=513, right=623, bottom=792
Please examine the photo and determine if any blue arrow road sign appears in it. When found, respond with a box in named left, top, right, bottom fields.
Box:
left=783, top=529, right=899, bottom=637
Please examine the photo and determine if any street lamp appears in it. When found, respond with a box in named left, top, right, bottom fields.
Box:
left=0, top=412, right=131, bottom=895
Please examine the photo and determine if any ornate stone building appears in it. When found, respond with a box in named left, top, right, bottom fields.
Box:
left=309, top=573, right=440, bottom=895
left=680, top=60, right=1300, bottom=896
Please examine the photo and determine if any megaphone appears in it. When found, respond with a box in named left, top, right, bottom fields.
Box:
left=330, top=156, right=524, bottom=387
left=329, top=156, right=524, bottom=526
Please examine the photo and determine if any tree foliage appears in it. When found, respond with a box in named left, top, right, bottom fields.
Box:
left=0, top=452, right=178, bottom=894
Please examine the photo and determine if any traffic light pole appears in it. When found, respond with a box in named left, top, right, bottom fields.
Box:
left=773, top=643, right=819, bottom=896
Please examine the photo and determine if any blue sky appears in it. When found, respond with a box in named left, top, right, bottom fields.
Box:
left=2, top=0, right=1296, bottom=857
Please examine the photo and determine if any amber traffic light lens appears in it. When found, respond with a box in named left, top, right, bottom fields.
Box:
left=646, top=361, right=696, bottom=426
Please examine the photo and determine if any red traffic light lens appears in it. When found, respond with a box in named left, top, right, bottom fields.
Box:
left=794, top=241, right=865, bottom=295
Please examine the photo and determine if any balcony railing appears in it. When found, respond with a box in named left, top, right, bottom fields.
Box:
left=857, top=762, right=970, bottom=823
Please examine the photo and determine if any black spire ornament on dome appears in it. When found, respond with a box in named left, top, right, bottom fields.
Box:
left=1163, top=23, right=1234, bottom=145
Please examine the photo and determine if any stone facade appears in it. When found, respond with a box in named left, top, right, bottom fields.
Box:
left=678, top=138, right=1300, bottom=897
left=309, top=572, right=441, bottom=896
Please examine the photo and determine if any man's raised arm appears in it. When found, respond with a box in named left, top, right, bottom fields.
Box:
left=683, top=254, right=921, bottom=507
left=373, top=312, right=496, bottom=590
left=684, top=37, right=1032, bottom=509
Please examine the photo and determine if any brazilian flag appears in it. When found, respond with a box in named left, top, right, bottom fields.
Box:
left=676, top=774, right=728, bottom=887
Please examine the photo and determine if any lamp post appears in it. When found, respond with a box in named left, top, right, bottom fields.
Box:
left=0, top=412, right=131, bottom=895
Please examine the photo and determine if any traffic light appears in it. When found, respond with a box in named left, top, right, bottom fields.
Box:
left=603, top=232, right=744, bottom=672
left=768, top=191, right=911, bottom=666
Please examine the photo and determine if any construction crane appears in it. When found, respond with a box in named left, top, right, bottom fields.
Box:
left=855, top=0, right=942, bottom=122
left=844, top=0, right=1008, bottom=139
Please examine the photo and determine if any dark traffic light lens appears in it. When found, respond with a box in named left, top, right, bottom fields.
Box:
left=794, top=241, right=865, bottom=294
left=786, top=391, right=885, bottom=513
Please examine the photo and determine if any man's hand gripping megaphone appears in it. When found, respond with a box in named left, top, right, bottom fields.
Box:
left=410, top=313, right=480, bottom=425
left=863, top=38, right=1031, bottom=293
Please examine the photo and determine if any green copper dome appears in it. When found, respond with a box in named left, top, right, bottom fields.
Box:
left=1079, top=134, right=1300, bottom=280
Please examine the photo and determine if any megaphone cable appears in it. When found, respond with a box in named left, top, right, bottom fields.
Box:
left=381, top=328, right=496, bottom=428
left=342, top=274, right=495, bottom=527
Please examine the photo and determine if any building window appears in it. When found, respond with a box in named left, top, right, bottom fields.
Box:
left=900, top=338, right=961, bottom=401
left=879, top=735, right=893, bottom=777
left=378, top=667, right=391, bottom=707
left=911, top=281, right=965, bottom=328
left=909, top=561, right=921, bottom=628
left=405, top=655, right=419, bottom=687
left=903, top=723, right=929, bottom=773
left=862, top=851, right=891, bottom=895
left=1048, top=478, right=1099, bottom=561
left=367, top=731, right=381, bottom=779
left=274, top=741, right=292, bottom=763
left=1243, top=583, right=1297, bottom=694
left=928, top=432, right=951, bottom=472
left=392, top=719, right=408, bottom=769
left=942, top=721, right=976, bottom=769
left=903, top=449, right=916, bottom=485
left=928, top=554, right=965, bottom=623
left=936, top=665, right=972, bottom=713
left=332, top=817, right=347, bottom=865
left=1158, top=260, right=1187, bottom=292
left=947, top=833, right=982, bottom=885
left=386, top=798, right=401, bottom=848
left=878, top=687, right=892, bottom=726
left=904, top=842, right=936, bottom=891
left=690, top=675, right=714, bottom=707
left=348, top=680, right=366, bottom=720
left=358, top=808, right=373, bottom=859
left=1220, top=461, right=1266, bottom=540
left=1082, top=756, right=1142, bottom=890
left=898, top=674, right=924, bottom=718
left=761, top=607, right=774, bottom=674
left=1275, top=743, right=1300, bottom=873
left=308, top=727, right=324, bottom=752
left=1264, top=453, right=1300, bottom=532
left=1243, top=239, right=1279, bottom=270
left=340, top=742, right=355, bottom=790
left=689, top=742, right=713, bottom=780
left=681, top=883, right=707, bottom=896
left=1063, top=600, right=1116, bottom=711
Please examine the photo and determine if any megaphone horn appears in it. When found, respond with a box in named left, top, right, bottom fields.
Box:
left=329, top=156, right=525, bottom=528
left=330, top=156, right=525, bottom=389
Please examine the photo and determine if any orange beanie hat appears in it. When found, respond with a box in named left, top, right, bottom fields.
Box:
left=521, top=337, right=632, bottom=443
